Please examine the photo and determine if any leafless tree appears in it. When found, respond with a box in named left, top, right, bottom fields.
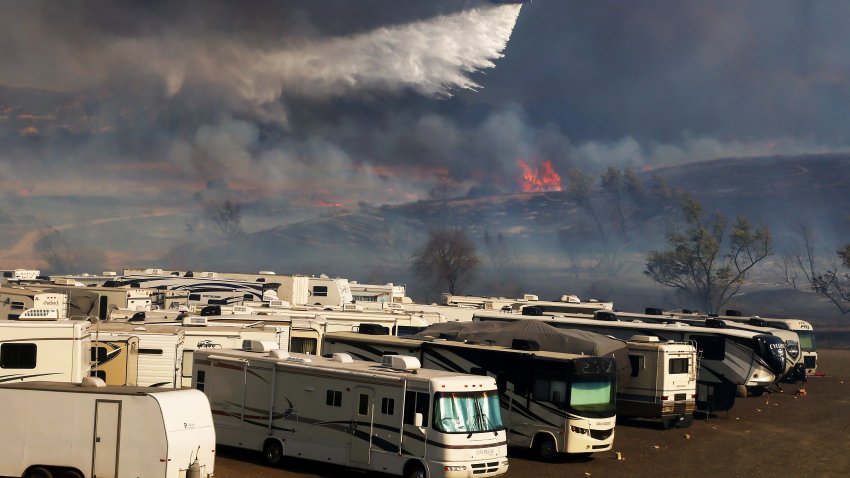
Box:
left=412, top=228, right=480, bottom=296
left=203, top=200, right=243, bottom=239
left=34, top=227, right=106, bottom=274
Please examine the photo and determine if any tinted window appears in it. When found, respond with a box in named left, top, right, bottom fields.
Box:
left=1, top=343, right=37, bottom=369
left=358, top=394, right=369, bottom=415
left=313, top=286, right=328, bottom=297
left=326, top=390, right=342, bottom=407
left=669, top=358, right=689, bottom=374
left=629, top=355, right=643, bottom=377
left=403, top=391, right=430, bottom=425
left=381, top=397, right=395, bottom=415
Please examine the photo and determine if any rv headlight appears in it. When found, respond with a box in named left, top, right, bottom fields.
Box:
left=444, top=465, right=467, bottom=471
left=570, top=425, right=589, bottom=434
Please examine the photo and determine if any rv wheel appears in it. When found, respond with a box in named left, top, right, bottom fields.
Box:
left=59, top=471, right=83, bottom=478
left=533, top=435, right=557, bottom=461
left=263, top=440, right=284, bottom=466
left=24, top=467, right=53, bottom=478
left=403, top=461, right=427, bottom=478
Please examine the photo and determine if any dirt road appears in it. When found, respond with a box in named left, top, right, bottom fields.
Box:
left=215, top=349, right=850, bottom=478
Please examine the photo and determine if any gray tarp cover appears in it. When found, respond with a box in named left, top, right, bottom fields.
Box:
left=414, top=320, right=631, bottom=389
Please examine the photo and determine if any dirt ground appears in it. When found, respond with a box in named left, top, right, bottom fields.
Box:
left=214, top=349, right=850, bottom=478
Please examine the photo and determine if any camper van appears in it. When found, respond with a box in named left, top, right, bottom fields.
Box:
left=92, top=323, right=184, bottom=387
left=194, top=345, right=509, bottom=478
left=474, top=311, right=787, bottom=412
left=90, top=336, right=139, bottom=386
left=620, top=336, right=698, bottom=428
left=322, top=331, right=618, bottom=459
left=0, top=319, right=91, bottom=383
left=0, top=380, right=215, bottom=478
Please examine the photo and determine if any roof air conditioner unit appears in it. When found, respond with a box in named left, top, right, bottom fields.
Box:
left=242, top=340, right=279, bottom=353
left=381, top=355, right=420, bottom=371
left=629, top=335, right=660, bottom=343
left=331, top=353, right=354, bottom=363
left=523, top=294, right=539, bottom=301
left=182, top=316, right=208, bottom=327
left=259, top=271, right=276, bottom=275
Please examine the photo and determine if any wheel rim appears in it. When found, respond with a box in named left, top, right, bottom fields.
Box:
left=265, top=442, right=282, bottom=464
left=408, top=465, right=426, bottom=478
left=537, top=438, right=556, bottom=459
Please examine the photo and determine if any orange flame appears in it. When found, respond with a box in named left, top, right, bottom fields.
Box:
left=517, top=159, right=562, bottom=192
left=317, top=200, right=344, bottom=208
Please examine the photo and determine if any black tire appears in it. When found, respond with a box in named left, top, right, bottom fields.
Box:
left=404, top=461, right=427, bottom=478
left=263, top=439, right=284, bottom=466
left=533, top=435, right=558, bottom=461
left=25, top=467, right=53, bottom=478
left=60, top=471, right=83, bottom=478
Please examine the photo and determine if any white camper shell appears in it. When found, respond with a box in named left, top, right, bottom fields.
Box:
left=620, top=336, right=698, bottom=428
left=193, top=346, right=509, bottom=478
left=0, top=319, right=91, bottom=384
left=0, top=380, right=215, bottom=478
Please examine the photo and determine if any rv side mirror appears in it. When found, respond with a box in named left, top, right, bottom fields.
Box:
left=414, top=412, right=424, bottom=428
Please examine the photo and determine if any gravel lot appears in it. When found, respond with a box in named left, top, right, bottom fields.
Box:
left=215, top=349, right=850, bottom=478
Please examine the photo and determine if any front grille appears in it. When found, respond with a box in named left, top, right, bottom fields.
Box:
left=592, top=444, right=609, bottom=449
left=674, top=393, right=687, bottom=401
left=589, top=428, right=613, bottom=440
left=471, top=461, right=501, bottom=474
left=804, top=356, right=817, bottom=368
left=673, top=402, right=687, bottom=414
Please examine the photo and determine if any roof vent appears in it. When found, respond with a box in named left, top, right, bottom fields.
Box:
left=629, top=335, right=660, bottom=342
left=259, top=271, right=276, bottom=275
left=331, top=353, right=354, bottom=363
left=560, top=294, right=580, bottom=303
left=523, top=294, right=539, bottom=301
left=81, top=376, right=107, bottom=387
left=381, top=355, right=420, bottom=371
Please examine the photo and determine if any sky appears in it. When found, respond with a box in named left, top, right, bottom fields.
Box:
left=2, top=0, right=850, bottom=214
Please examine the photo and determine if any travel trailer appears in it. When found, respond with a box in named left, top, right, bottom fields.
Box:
left=0, top=379, right=215, bottom=478
left=0, top=319, right=91, bottom=383
left=92, top=323, right=184, bottom=387
left=322, top=330, right=619, bottom=459
left=90, top=336, right=139, bottom=386
left=193, top=345, right=509, bottom=477
left=350, top=282, right=411, bottom=304
left=442, top=293, right=614, bottom=315
left=620, top=336, right=698, bottom=429
left=474, top=311, right=787, bottom=412
left=0, top=287, right=68, bottom=320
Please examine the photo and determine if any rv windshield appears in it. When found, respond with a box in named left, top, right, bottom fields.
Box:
left=433, top=391, right=503, bottom=434
left=798, top=331, right=816, bottom=352
left=570, top=378, right=615, bottom=414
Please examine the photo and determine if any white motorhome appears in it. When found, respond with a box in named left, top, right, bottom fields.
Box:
left=0, top=319, right=91, bottom=384
left=620, top=336, right=698, bottom=429
left=322, top=331, right=619, bottom=460
left=194, top=345, right=509, bottom=478
left=0, top=379, right=215, bottom=478
left=474, top=311, right=788, bottom=412
left=718, top=313, right=817, bottom=377
left=92, top=323, right=184, bottom=388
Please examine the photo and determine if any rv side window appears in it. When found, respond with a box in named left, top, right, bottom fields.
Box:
left=139, top=348, right=163, bottom=355
left=690, top=335, right=725, bottom=361
left=532, top=378, right=567, bottom=406
left=182, top=350, right=194, bottom=378
left=395, top=326, right=426, bottom=336
left=10, top=301, right=25, bottom=310
left=403, top=391, right=430, bottom=425
left=2, top=271, right=12, bottom=278
left=92, top=346, right=108, bottom=362
left=381, top=397, right=395, bottom=415
left=291, top=337, right=317, bottom=355
left=196, top=370, right=206, bottom=392
left=629, top=355, right=643, bottom=377
left=312, top=286, right=328, bottom=297
left=0, top=343, right=37, bottom=369
left=669, top=358, right=689, bottom=374
left=358, top=394, right=369, bottom=415
left=326, top=390, right=342, bottom=407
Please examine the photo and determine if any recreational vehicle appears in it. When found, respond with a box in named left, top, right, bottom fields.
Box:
left=90, top=336, right=139, bottom=386
left=620, top=336, right=698, bottom=428
left=92, top=323, right=184, bottom=387
left=474, top=311, right=788, bottom=412
left=718, top=312, right=817, bottom=377
left=322, top=330, right=619, bottom=459
left=194, top=345, right=509, bottom=478
left=0, top=379, right=215, bottom=478
left=0, top=319, right=91, bottom=383
left=442, top=293, right=614, bottom=315
left=0, top=287, right=68, bottom=320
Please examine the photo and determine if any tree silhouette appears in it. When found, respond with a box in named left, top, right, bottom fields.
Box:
left=412, top=228, right=480, bottom=296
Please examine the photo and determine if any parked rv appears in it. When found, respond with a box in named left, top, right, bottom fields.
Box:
left=194, top=344, right=509, bottom=477
left=0, top=379, right=215, bottom=478
left=474, top=311, right=788, bottom=412
left=322, top=330, right=619, bottom=459
left=92, top=323, right=184, bottom=387
left=718, top=312, right=817, bottom=377
left=90, top=336, right=139, bottom=386
left=0, top=318, right=91, bottom=384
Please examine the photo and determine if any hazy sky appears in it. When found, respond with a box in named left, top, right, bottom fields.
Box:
left=2, top=0, right=849, bottom=210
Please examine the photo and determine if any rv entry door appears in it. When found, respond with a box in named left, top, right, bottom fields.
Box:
left=350, top=386, right=374, bottom=464
left=92, top=400, right=121, bottom=478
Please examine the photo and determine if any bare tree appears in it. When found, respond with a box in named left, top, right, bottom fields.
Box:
left=600, top=166, right=627, bottom=238
left=35, top=227, right=106, bottom=274
left=203, top=200, right=243, bottom=239
left=809, top=243, right=850, bottom=314
left=567, top=169, right=606, bottom=242
left=645, top=197, right=773, bottom=313
left=412, top=228, right=480, bottom=296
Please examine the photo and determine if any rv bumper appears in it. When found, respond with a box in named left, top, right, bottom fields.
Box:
left=434, top=460, right=509, bottom=478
